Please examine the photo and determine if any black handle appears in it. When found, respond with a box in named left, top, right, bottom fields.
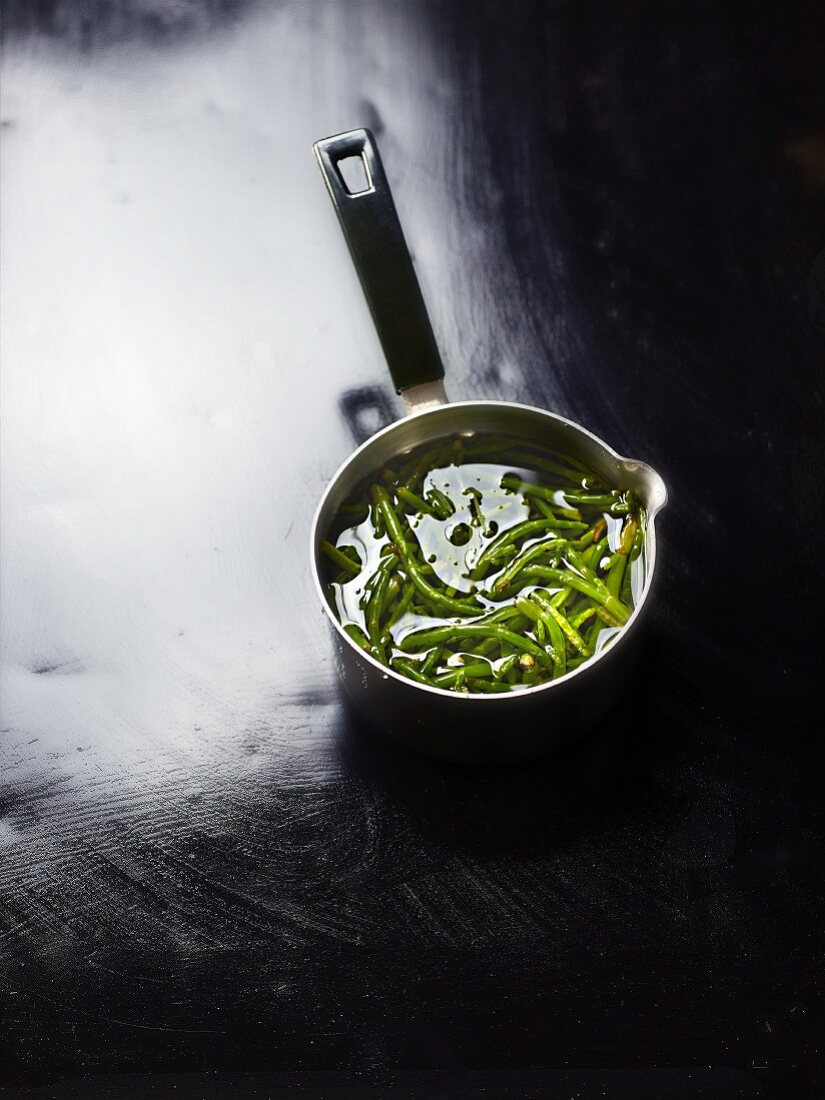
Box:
left=313, top=129, right=444, bottom=394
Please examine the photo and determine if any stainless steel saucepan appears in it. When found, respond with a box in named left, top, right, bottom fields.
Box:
left=310, top=128, right=667, bottom=763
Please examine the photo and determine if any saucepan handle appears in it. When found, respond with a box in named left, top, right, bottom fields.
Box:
left=313, top=128, right=445, bottom=398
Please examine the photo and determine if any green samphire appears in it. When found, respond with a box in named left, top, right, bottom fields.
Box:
left=320, top=432, right=645, bottom=694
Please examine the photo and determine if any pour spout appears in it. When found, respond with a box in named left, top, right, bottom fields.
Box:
left=620, top=458, right=668, bottom=517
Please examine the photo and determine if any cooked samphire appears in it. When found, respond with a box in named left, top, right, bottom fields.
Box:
left=320, top=433, right=645, bottom=694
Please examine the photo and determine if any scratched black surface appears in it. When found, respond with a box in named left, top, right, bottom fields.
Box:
left=1, top=1, right=824, bottom=1098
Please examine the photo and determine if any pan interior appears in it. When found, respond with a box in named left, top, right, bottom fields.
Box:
left=314, top=401, right=665, bottom=558
left=311, top=400, right=666, bottom=698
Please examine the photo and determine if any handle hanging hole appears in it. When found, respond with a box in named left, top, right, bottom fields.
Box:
left=336, top=153, right=372, bottom=195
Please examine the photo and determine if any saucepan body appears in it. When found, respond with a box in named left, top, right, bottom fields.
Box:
left=310, top=400, right=667, bottom=764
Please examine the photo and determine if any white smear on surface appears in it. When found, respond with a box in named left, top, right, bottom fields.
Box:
left=0, top=3, right=510, bottom=789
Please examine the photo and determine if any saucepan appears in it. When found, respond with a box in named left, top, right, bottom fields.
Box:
left=310, top=128, right=667, bottom=763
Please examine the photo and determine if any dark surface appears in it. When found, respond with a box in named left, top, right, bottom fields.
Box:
left=2, top=1, right=824, bottom=1097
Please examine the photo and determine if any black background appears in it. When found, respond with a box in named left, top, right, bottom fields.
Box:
left=2, top=1, right=824, bottom=1097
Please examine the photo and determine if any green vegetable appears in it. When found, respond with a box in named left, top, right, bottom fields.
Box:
left=434, top=661, right=493, bottom=687
left=492, top=537, right=567, bottom=591
left=320, top=540, right=362, bottom=575
left=320, top=433, right=645, bottom=693
left=471, top=518, right=586, bottom=579
left=372, top=485, right=481, bottom=616
left=426, top=487, right=455, bottom=519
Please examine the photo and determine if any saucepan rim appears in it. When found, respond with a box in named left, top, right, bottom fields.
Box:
left=310, top=399, right=666, bottom=702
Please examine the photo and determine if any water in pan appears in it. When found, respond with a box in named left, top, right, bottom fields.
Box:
left=321, top=432, right=646, bottom=693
